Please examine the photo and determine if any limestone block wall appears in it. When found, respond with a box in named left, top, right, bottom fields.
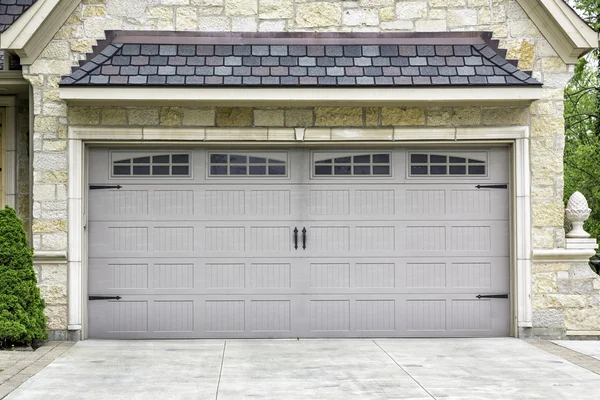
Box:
left=533, top=261, right=600, bottom=338
left=68, top=105, right=530, bottom=128
left=19, top=0, right=577, bottom=337
left=16, top=98, right=30, bottom=232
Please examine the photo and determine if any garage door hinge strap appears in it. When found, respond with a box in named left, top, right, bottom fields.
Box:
left=476, top=294, right=508, bottom=299
left=89, top=296, right=122, bottom=300
left=89, top=185, right=122, bottom=190
left=475, top=184, right=507, bottom=189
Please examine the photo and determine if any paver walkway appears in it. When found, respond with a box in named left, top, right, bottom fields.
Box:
left=0, top=341, right=74, bottom=399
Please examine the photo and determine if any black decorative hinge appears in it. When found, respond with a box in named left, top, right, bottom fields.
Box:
left=475, top=184, right=508, bottom=189
left=476, top=294, right=509, bottom=299
left=89, top=185, right=122, bottom=190
left=89, top=295, right=122, bottom=300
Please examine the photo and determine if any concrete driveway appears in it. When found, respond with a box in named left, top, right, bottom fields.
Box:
left=5, top=338, right=600, bottom=400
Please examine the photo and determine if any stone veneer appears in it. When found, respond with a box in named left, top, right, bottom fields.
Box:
left=17, top=0, right=593, bottom=338
left=532, top=260, right=600, bottom=338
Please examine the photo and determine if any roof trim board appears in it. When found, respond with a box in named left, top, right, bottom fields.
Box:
left=517, top=0, right=598, bottom=63
left=59, top=86, right=543, bottom=106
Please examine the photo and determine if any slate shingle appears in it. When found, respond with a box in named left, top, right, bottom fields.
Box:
left=316, top=57, right=335, bottom=67
left=372, top=57, right=390, bottom=67
left=381, top=45, right=398, bottom=57
left=215, top=45, right=233, bottom=56
left=417, top=46, right=435, bottom=56
left=280, top=57, right=298, bottom=66
left=159, top=45, right=177, bottom=56
left=390, top=57, right=409, bottom=67
left=344, top=46, right=362, bottom=57
left=336, top=57, right=353, bottom=67
left=149, top=56, right=168, bottom=66
left=288, top=46, right=307, bottom=56
left=60, top=40, right=542, bottom=87
left=178, top=45, right=196, bottom=56
left=398, top=46, right=417, bottom=57
left=233, top=45, right=251, bottom=56
left=281, top=76, right=299, bottom=85
left=121, top=45, right=140, bottom=56
left=307, top=46, right=325, bottom=57
left=196, top=45, right=214, bottom=56
left=252, top=46, right=269, bottom=56
left=140, top=45, right=159, bottom=56
left=354, top=57, right=372, bottom=67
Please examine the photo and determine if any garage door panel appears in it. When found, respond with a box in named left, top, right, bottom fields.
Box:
left=89, top=294, right=509, bottom=339
left=88, top=146, right=511, bottom=339
left=302, top=185, right=508, bottom=222
left=90, top=258, right=305, bottom=296
left=89, top=186, right=303, bottom=222
left=401, top=221, right=508, bottom=257
left=90, top=256, right=506, bottom=296
left=300, top=221, right=507, bottom=258
left=90, top=221, right=303, bottom=257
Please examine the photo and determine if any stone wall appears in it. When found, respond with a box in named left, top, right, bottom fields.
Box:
left=532, top=260, right=600, bottom=338
left=19, top=0, right=577, bottom=337
left=67, top=105, right=530, bottom=128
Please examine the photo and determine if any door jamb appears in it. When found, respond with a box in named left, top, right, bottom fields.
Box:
left=0, top=97, right=17, bottom=209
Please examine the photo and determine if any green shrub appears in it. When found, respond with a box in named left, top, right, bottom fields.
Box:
left=0, top=206, right=47, bottom=348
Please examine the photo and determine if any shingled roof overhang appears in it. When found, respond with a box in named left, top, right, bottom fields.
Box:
left=59, top=31, right=543, bottom=106
left=0, top=0, right=38, bottom=33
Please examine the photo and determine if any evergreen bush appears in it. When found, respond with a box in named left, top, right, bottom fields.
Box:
left=0, top=206, right=47, bottom=348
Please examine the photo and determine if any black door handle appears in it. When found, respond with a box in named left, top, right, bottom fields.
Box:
left=293, top=227, right=298, bottom=250
left=302, top=227, right=307, bottom=250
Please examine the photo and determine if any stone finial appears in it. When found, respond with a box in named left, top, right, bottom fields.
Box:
left=565, top=191, right=592, bottom=238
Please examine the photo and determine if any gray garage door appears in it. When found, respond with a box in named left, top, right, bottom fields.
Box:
left=87, top=147, right=510, bottom=339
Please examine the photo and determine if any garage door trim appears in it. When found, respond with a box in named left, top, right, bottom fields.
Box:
left=65, top=125, right=531, bottom=338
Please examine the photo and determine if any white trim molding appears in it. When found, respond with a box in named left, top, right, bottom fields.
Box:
left=67, top=126, right=532, bottom=338
left=67, top=138, right=84, bottom=332
left=0, top=0, right=80, bottom=65
left=517, top=0, right=599, bottom=64
left=514, top=131, right=533, bottom=328
left=70, top=125, right=530, bottom=142
left=0, top=96, right=17, bottom=209
left=59, top=87, right=544, bottom=106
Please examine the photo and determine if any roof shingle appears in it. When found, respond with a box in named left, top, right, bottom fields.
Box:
left=0, top=0, right=37, bottom=33
left=60, top=32, right=542, bottom=87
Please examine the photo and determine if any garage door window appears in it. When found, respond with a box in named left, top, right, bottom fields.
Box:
left=112, top=153, right=190, bottom=177
left=409, top=152, right=487, bottom=177
left=208, top=152, right=287, bottom=177
left=312, top=152, right=391, bottom=177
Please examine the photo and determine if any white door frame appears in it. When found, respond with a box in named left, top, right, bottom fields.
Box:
left=67, top=126, right=531, bottom=338
left=0, top=96, right=17, bottom=209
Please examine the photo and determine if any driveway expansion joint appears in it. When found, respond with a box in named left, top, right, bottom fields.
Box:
left=215, top=340, right=227, bottom=400
left=373, top=340, right=437, bottom=400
